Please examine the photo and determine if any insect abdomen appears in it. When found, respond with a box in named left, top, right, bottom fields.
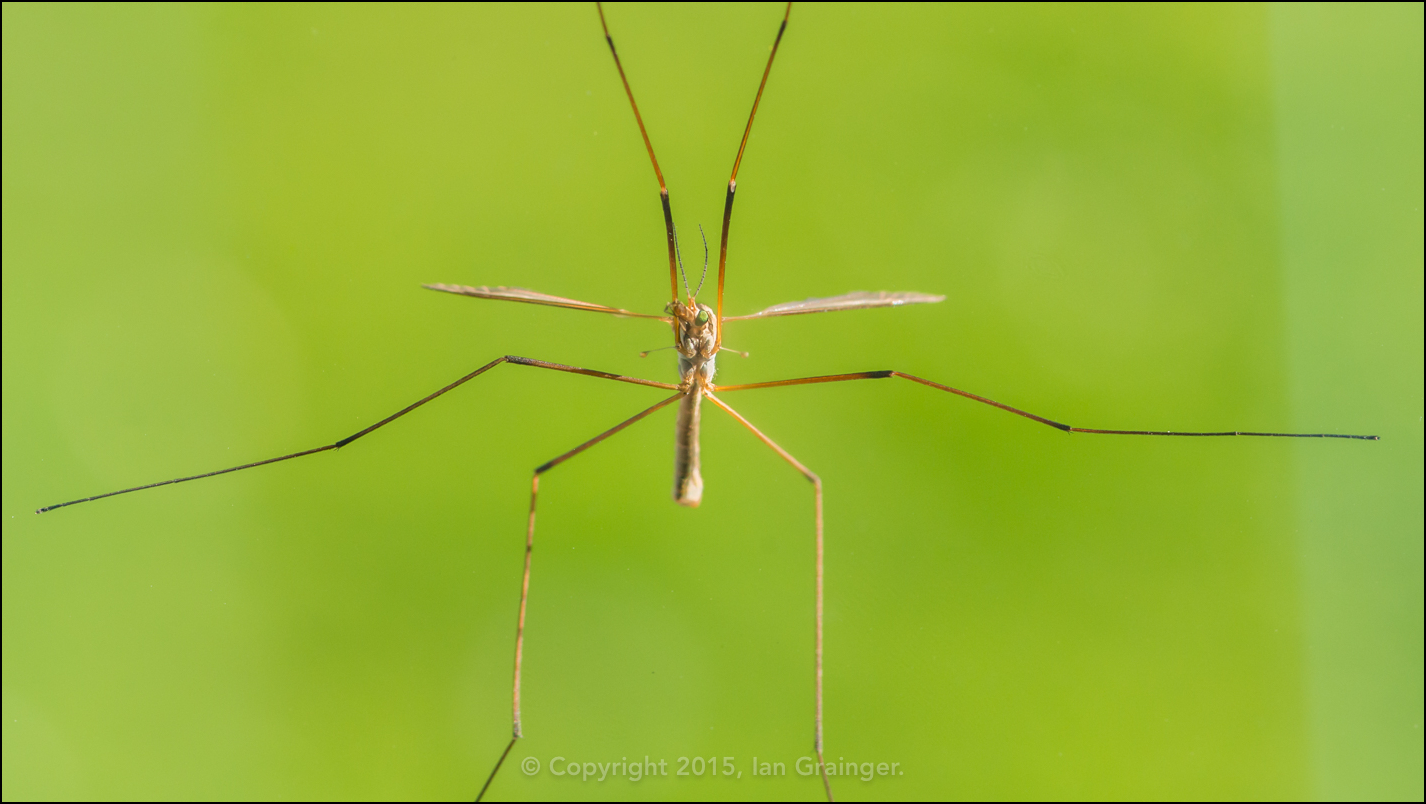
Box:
left=673, top=390, right=703, bottom=507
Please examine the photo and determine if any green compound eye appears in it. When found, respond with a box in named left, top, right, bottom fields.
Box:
left=695, top=310, right=711, bottom=325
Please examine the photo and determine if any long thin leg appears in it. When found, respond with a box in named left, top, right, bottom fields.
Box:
left=37, top=356, right=681, bottom=513
left=703, top=391, right=834, bottom=802
left=716, top=2, right=792, bottom=335
left=477, top=391, right=685, bottom=802
left=716, top=371, right=1380, bottom=440
left=596, top=2, right=680, bottom=304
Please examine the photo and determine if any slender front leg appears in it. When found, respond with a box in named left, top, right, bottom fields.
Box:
left=596, top=3, right=680, bottom=303
left=703, top=391, right=833, bottom=803
left=476, top=392, right=685, bottom=802
left=715, top=2, right=792, bottom=337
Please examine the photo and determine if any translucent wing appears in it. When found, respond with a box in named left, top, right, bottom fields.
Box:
left=723, top=290, right=945, bottom=321
left=423, top=284, right=668, bottom=320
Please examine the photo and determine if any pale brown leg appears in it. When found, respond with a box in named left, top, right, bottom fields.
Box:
left=715, top=2, right=791, bottom=338
left=703, top=391, right=834, bottom=802
left=37, top=356, right=679, bottom=514
left=715, top=371, right=1378, bottom=440
left=595, top=2, right=680, bottom=303
left=476, top=392, right=685, bottom=801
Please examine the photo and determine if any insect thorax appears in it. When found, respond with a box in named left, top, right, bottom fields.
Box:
left=669, top=300, right=718, bottom=386
left=678, top=352, right=717, bottom=386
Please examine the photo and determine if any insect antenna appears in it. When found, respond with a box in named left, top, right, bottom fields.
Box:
left=693, top=223, right=710, bottom=300
left=673, top=224, right=694, bottom=301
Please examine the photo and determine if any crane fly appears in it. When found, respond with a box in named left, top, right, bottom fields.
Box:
left=34, top=3, right=1380, bottom=801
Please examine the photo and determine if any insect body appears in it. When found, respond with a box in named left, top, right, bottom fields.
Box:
left=34, top=4, right=1379, bottom=802
left=669, top=298, right=718, bottom=506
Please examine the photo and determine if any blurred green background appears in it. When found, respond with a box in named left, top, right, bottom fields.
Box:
left=3, top=3, right=1420, bottom=800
